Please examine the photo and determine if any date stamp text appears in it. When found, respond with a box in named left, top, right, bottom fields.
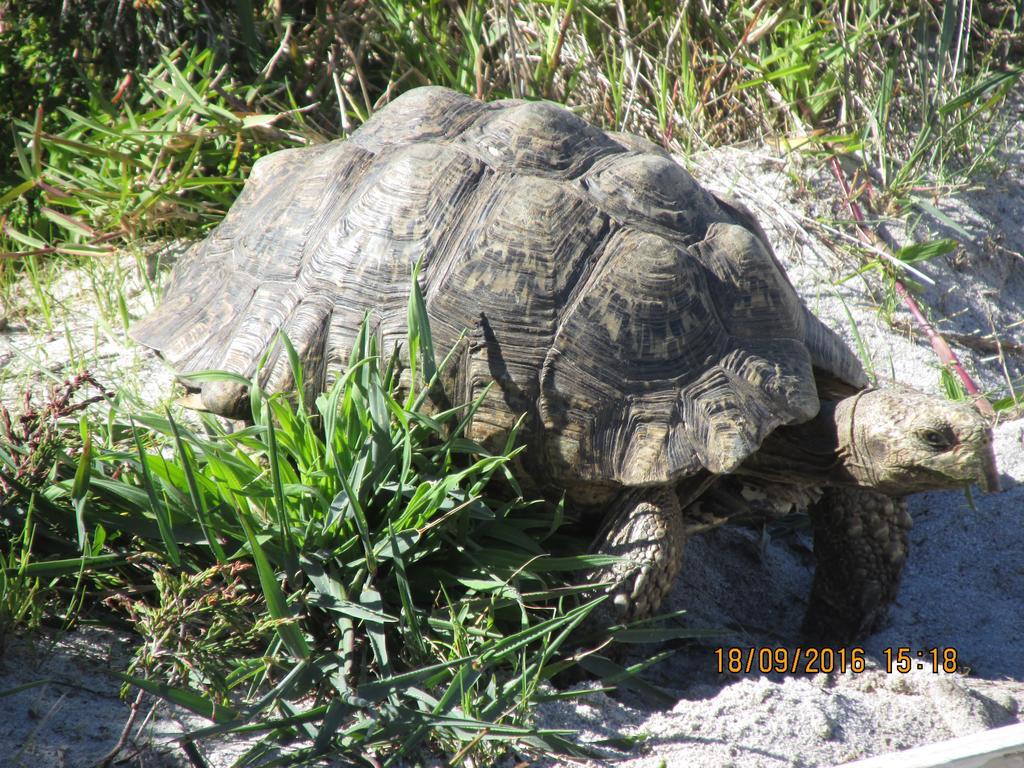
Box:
left=713, top=646, right=960, bottom=674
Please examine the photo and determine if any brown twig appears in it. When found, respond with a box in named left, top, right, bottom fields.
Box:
left=474, top=41, right=485, bottom=101
left=91, top=688, right=146, bottom=768
left=699, top=0, right=768, bottom=108
left=827, top=156, right=995, bottom=417
left=111, top=73, right=132, bottom=105
left=0, top=230, right=122, bottom=259
left=543, top=0, right=575, bottom=99
left=888, top=318, right=1024, bottom=356
left=335, top=29, right=371, bottom=119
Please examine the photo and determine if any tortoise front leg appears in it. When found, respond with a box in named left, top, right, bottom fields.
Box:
left=587, top=488, right=687, bottom=628
left=802, top=487, right=912, bottom=644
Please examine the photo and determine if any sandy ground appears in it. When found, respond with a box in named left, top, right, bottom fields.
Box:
left=1, top=108, right=1022, bottom=767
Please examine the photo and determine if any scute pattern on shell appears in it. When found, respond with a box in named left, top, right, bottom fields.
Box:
left=133, top=86, right=867, bottom=488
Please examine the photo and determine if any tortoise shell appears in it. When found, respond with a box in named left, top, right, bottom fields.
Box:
left=133, top=86, right=866, bottom=489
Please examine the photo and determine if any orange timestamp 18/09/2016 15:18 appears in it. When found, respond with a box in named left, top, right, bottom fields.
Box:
left=713, top=646, right=960, bottom=675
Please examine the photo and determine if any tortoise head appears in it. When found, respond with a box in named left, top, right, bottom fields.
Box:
left=834, top=388, right=998, bottom=494
left=195, top=379, right=252, bottom=419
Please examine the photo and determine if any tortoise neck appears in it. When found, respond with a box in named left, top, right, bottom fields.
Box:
left=737, top=400, right=850, bottom=485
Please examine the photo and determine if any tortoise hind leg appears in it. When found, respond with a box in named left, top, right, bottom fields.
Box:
left=586, top=488, right=686, bottom=629
left=802, top=487, right=912, bottom=644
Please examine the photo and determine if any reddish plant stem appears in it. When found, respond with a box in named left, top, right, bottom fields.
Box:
left=827, top=156, right=994, bottom=417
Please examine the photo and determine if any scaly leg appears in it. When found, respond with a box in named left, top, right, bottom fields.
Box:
left=586, top=488, right=686, bottom=629
left=802, top=487, right=912, bottom=644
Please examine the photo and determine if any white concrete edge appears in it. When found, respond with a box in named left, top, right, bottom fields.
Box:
left=838, top=723, right=1024, bottom=768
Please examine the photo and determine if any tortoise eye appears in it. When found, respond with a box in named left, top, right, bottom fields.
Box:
left=920, top=428, right=952, bottom=450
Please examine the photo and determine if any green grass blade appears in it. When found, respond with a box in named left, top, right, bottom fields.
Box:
left=130, top=420, right=181, bottom=567
left=165, top=409, right=228, bottom=564
left=119, top=674, right=238, bottom=722
left=70, top=425, right=92, bottom=551
left=234, top=509, right=310, bottom=659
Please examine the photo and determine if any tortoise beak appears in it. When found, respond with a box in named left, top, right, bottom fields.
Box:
left=978, top=440, right=1000, bottom=493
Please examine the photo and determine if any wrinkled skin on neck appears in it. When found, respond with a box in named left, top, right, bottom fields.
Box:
left=832, top=389, right=997, bottom=494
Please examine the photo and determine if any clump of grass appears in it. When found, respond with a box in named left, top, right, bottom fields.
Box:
left=3, top=3, right=1021, bottom=262
left=106, top=559, right=281, bottom=704
left=1, top=282, right=617, bottom=765
left=1, top=47, right=312, bottom=262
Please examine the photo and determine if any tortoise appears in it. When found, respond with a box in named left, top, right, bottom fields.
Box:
left=133, top=86, right=997, bottom=643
